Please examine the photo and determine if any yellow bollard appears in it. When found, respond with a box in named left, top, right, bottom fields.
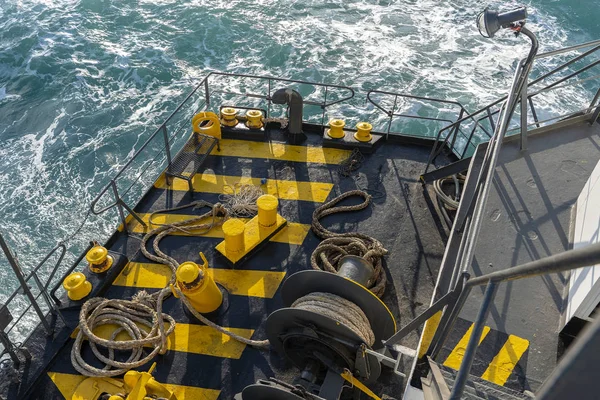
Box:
left=175, top=253, right=222, bottom=314
left=220, top=107, right=239, bottom=127
left=245, top=109, right=264, bottom=129
left=327, top=119, right=346, bottom=139
left=63, top=272, right=92, bottom=301
left=222, top=218, right=246, bottom=257
left=354, top=122, right=373, bottom=142
left=86, top=245, right=113, bottom=273
left=257, top=194, right=279, bottom=228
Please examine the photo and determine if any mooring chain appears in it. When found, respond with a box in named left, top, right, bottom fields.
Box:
left=311, top=190, right=389, bottom=297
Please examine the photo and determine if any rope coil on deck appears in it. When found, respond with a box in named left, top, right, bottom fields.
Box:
left=71, top=288, right=176, bottom=377
left=433, top=174, right=465, bottom=226
left=72, top=188, right=385, bottom=376
left=311, top=190, right=388, bottom=297
left=72, top=196, right=269, bottom=377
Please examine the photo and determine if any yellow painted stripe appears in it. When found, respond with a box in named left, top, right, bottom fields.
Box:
left=48, top=371, right=220, bottom=400
left=481, top=334, right=529, bottom=386
left=155, top=172, right=334, bottom=203
left=443, top=324, right=491, bottom=370
left=73, top=323, right=253, bottom=359
left=417, top=311, right=442, bottom=358
left=128, top=213, right=310, bottom=245
left=212, top=138, right=351, bottom=164
left=114, top=262, right=285, bottom=298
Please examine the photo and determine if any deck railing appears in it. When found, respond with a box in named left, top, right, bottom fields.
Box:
left=0, top=72, right=355, bottom=363
left=423, top=38, right=600, bottom=175
left=387, top=34, right=600, bottom=399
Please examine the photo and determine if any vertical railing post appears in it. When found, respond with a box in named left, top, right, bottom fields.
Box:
left=486, top=107, right=496, bottom=132
left=321, top=86, right=329, bottom=129
left=0, top=235, right=53, bottom=335
left=449, top=281, right=498, bottom=399
left=163, top=125, right=172, bottom=168
left=528, top=97, right=540, bottom=127
left=111, top=181, right=127, bottom=233
left=448, top=109, right=465, bottom=154
left=204, top=76, right=210, bottom=108
left=520, top=84, right=528, bottom=151
left=267, top=79, right=272, bottom=119
left=386, top=95, right=398, bottom=141
left=589, top=86, right=600, bottom=125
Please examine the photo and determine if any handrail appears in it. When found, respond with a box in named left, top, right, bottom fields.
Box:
left=366, top=90, right=469, bottom=140
left=0, top=72, right=357, bottom=363
left=424, top=37, right=600, bottom=170
left=467, top=241, right=600, bottom=287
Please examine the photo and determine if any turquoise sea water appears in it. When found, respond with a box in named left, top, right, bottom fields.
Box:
left=0, top=0, right=599, bottom=340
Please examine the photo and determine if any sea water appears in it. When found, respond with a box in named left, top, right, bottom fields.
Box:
left=0, top=0, right=599, bottom=341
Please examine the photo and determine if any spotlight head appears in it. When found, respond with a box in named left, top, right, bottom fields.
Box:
left=477, top=6, right=528, bottom=38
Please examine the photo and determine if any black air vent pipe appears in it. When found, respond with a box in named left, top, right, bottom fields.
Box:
left=272, top=88, right=307, bottom=144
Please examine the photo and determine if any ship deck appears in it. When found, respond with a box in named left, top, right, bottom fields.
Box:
left=433, top=120, right=600, bottom=394
left=20, top=129, right=451, bottom=399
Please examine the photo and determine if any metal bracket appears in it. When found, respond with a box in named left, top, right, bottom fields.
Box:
left=364, top=348, right=407, bottom=378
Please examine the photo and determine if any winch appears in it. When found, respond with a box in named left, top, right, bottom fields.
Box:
left=239, top=255, right=396, bottom=399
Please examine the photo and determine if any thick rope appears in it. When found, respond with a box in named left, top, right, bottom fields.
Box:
left=71, top=288, right=176, bottom=377
left=292, top=292, right=375, bottom=346
left=311, top=190, right=388, bottom=297
left=140, top=200, right=269, bottom=349
left=72, top=194, right=269, bottom=377
left=218, top=184, right=264, bottom=218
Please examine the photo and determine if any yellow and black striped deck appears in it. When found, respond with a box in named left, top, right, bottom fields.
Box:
left=28, top=130, right=501, bottom=399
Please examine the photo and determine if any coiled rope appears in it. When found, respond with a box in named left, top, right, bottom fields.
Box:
left=433, top=174, right=465, bottom=227
left=71, top=289, right=175, bottom=377
left=72, top=195, right=268, bottom=377
left=310, top=190, right=388, bottom=298
left=218, top=184, right=264, bottom=218
left=73, top=188, right=386, bottom=377
left=291, top=292, right=374, bottom=346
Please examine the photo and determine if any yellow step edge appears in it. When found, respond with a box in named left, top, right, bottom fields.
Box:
left=113, top=262, right=285, bottom=298
left=128, top=213, right=310, bottom=245
left=443, top=324, right=491, bottom=370
left=71, top=323, right=253, bottom=359
left=48, top=371, right=220, bottom=400
left=211, top=138, right=351, bottom=164
left=480, top=334, right=529, bottom=386
left=154, top=172, right=334, bottom=203
left=417, top=311, right=442, bottom=358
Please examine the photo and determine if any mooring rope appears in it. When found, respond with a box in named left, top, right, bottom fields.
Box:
left=72, top=195, right=268, bottom=377
left=310, top=190, right=389, bottom=297
left=218, top=183, right=264, bottom=218
left=72, top=188, right=386, bottom=377
left=291, top=292, right=375, bottom=346
left=71, top=289, right=175, bottom=377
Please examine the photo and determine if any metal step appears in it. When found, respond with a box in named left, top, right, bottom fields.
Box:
left=423, top=358, right=531, bottom=400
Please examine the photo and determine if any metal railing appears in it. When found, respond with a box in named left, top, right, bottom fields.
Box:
left=366, top=91, right=469, bottom=141
left=89, top=72, right=355, bottom=233
left=0, top=236, right=66, bottom=364
left=0, top=72, right=355, bottom=363
left=423, top=38, right=600, bottom=174
left=386, top=34, right=600, bottom=399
